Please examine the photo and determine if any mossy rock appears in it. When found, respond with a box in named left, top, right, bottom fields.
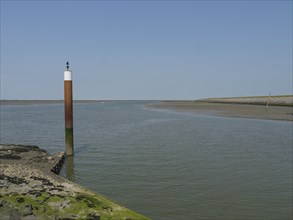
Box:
left=1, top=192, right=149, bottom=220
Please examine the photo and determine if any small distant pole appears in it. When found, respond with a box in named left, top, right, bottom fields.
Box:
left=64, top=62, right=74, bottom=156
left=266, top=92, right=271, bottom=112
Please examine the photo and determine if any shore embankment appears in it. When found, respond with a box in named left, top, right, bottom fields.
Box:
left=146, top=95, right=293, bottom=121
left=0, top=144, right=149, bottom=220
left=197, top=95, right=293, bottom=106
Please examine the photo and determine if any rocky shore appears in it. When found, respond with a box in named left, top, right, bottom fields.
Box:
left=0, top=144, right=149, bottom=220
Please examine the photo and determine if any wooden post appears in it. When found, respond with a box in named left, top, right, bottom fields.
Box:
left=64, top=62, right=74, bottom=156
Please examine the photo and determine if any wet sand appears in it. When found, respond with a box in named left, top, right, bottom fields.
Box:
left=147, top=101, right=293, bottom=121
left=197, top=95, right=293, bottom=106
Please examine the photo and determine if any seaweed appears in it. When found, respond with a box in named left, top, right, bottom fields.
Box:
left=0, top=174, right=27, bottom=185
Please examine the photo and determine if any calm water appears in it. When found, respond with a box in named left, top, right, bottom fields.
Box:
left=1, top=101, right=292, bottom=220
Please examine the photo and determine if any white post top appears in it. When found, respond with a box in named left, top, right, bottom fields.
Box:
left=64, top=70, right=72, bottom=81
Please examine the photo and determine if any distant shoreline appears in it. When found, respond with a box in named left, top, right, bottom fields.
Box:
left=146, top=96, right=293, bottom=121
left=0, top=100, right=105, bottom=106
left=196, top=95, right=293, bottom=107
left=1, top=96, right=293, bottom=121
left=0, top=100, right=155, bottom=106
left=1, top=95, right=292, bottom=106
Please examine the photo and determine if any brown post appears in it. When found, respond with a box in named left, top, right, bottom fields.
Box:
left=64, top=62, right=74, bottom=156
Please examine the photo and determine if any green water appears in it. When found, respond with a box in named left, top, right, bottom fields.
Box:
left=1, top=101, right=292, bottom=219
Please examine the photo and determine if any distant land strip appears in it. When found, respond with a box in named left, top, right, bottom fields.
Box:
left=196, top=95, right=293, bottom=107
left=0, top=100, right=158, bottom=105
left=146, top=95, right=293, bottom=121
left=0, top=100, right=104, bottom=105
left=1, top=95, right=292, bottom=107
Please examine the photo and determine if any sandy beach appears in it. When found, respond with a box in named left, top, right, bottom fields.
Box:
left=147, top=101, right=293, bottom=121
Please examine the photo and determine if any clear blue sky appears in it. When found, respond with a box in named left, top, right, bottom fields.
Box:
left=1, top=1, right=292, bottom=100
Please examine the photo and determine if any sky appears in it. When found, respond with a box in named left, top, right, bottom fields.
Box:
left=0, top=1, right=292, bottom=100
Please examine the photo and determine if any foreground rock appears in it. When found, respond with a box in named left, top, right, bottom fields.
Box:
left=0, top=144, right=149, bottom=220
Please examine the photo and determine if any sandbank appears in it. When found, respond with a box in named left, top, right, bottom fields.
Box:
left=147, top=101, right=293, bottom=121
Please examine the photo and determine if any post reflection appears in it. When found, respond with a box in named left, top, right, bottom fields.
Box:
left=65, top=155, right=75, bottom=181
